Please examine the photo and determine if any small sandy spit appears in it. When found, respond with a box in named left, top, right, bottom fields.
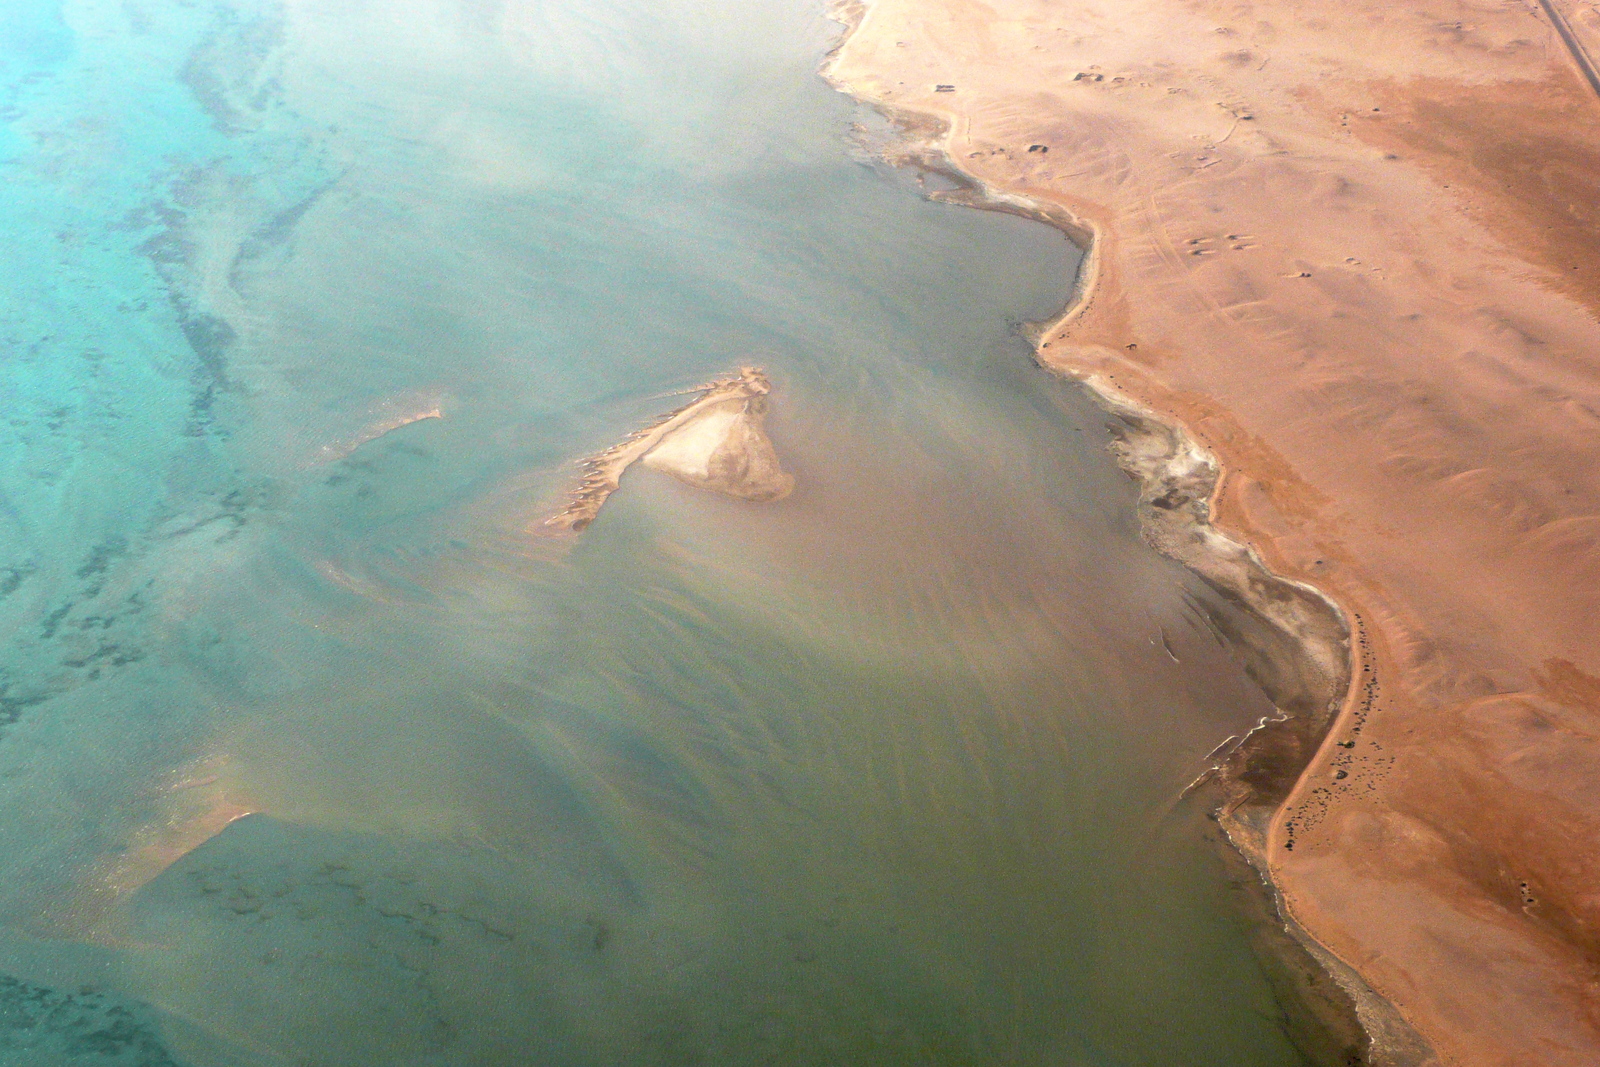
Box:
left=546, top=367, right=794, bottom=531
left=827, top=0, right=1600, bottom=1063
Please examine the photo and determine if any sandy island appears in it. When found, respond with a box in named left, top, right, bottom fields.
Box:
left=546, top=367, right=794, bottom=531
left=827, top=0, right=1600, bottom=1063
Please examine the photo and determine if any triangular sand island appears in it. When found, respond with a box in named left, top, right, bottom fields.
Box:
left=546, top=366, right=794, bottom=532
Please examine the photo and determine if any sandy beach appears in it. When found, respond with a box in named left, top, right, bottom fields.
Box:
left=828, top=0, right=1600, bottom=1063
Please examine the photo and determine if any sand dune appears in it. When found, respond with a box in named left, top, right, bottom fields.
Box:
left=829, top=0, right=1600, bottom=1063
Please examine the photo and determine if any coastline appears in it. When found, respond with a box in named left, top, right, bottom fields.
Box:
left=820, top=33, right=1396, bottom=1063
left=822, top=0, right=1600, bottom=1063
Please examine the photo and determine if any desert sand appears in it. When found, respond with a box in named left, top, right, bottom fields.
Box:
left=546, top=366, right=794, bottom=531
left=828, top=0, right=1600, bottom=1063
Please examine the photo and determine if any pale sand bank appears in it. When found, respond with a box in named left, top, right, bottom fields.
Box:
left=828, top=0, right=1600, bottom=1063
left=546, top=367, right=794, bottom=531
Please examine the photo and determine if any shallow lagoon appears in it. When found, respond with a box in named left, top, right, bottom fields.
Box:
left=1, top=1, right=1313, bottom=1063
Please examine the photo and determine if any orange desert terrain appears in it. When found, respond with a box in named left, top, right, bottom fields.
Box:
left=828, top=0, right=1600, bottom=1064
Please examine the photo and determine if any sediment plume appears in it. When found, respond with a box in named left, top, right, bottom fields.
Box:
left=546, top=367, right=794, bottom=532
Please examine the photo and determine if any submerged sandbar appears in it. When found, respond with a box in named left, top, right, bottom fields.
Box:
left=828, top=0, right=1600, bottom=1063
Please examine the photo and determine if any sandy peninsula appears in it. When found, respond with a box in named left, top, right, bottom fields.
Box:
left=828, top=0, right=1600, bottom=1063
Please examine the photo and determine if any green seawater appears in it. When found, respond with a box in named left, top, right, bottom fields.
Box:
left=0, top=1, right=1316, bottom=1064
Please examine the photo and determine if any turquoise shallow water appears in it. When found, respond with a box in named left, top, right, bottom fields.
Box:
left=0, top=1, right=1315, bottom=1064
